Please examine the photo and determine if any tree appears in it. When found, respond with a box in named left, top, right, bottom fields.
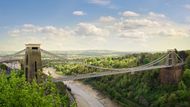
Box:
left=0, top=71, right=71, bottom=107
left=0, top=64, right=7, bottom=71
left=185, top=56, right=190, bottom=69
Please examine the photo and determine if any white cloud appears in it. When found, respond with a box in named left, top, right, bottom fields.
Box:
left=76, top=22, right=109, bottom=37
left=119, top=30, right=147, bottom=41
left=121, top=11, right=139, bottom=17
left=184, top=4, right=190, bottom=10
left=8, top=24, right=73, bottom=38
left=118, top=18, right=161, bottom=29
left=156, top=26, right=190, bottom=37
left=148, top=12, right=166, bottom=18
left=6, top=11, right=190, bottom=51
left=9, top=13, right=190, bottom=42
left=72, top=11, right=86, bottom=16
left=89, top=0, right=110, bottom=5
left=99, top=16, right=115, bottom=23
left=114, top=12, right=190, bottom=40
left=9, top=30, right=21, bottom=37
left=8, top=23, right=110, bottom=42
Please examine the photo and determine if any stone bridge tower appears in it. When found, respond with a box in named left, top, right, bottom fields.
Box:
left=166, top=49, right=178, bottom=66
left=24, top=44, right=42, bottom=82
left=159, top=49, right=183, bottom=84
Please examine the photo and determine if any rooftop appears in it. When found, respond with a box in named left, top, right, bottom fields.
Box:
left=25, top=44, right=41, bottom=47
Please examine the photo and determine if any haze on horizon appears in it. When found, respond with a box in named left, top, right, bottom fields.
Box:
left=0, top=0, right=190, bottom=52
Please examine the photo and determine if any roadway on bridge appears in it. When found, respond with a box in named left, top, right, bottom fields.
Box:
left=43, top=67, right=120, bottom=107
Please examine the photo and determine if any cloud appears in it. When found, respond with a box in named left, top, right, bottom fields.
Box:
left=7, top=11, right=190, bottom=50
left=113, top=12, right=189, bottom=40
left=156, top=27, right=190, bottom=37
left=8, top=24, right=73, bottom=38
left=72, top=11, right=86, bottom=16
left=117, top=18, right=160, bottom=29
left=99, top=16, right=115, bottom=23
left=89, top=0, right=110, bottom=5
left=121, top=11, right=139, bottom=17
left=9, top=23, right=109, bottom=42
left=76, top=22, right=109, bottom=37
left=148, top=12, right=166, bottom=18
left=9, top=13, right=190, bottom=42
left=9, top=29, right=21, bottom=37
left=119, top=30, right=147, bottom=41
left=184, top=4, right=190, bottom=10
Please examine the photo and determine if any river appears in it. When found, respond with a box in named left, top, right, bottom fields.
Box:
left=43, top=67, right=120, bottom=107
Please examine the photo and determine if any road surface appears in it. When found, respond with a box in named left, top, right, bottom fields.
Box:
left=43, top=67, right=120, bottom=107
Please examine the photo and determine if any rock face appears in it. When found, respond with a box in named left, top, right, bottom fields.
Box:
left=159, top=66, right=183, bottom=84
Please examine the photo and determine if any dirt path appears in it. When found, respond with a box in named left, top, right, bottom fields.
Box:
left=43, top=67, right=120, bottom=107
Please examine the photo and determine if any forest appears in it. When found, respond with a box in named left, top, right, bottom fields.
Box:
left=0, top=50, right=190, bottom=107
left=0, top=68, right=75, bottom=107
left=52, top=50, right=190, bottom=107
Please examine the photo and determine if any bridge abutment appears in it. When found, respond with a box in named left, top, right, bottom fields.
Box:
left=159, top=49, right=183, bottom=84
left=159, top=66, right=183, bottom=84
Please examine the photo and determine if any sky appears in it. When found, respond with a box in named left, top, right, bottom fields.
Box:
left=0, top=0, right=190, bottom=52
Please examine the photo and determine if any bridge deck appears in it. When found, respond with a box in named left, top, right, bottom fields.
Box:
left=52, top=65, right=181, bottom=81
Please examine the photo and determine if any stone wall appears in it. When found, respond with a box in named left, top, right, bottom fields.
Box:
left=159, top=66, right=183, bottom=84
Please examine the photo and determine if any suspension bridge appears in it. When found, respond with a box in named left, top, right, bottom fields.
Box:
left=0, top=44, right=184, bottom=82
